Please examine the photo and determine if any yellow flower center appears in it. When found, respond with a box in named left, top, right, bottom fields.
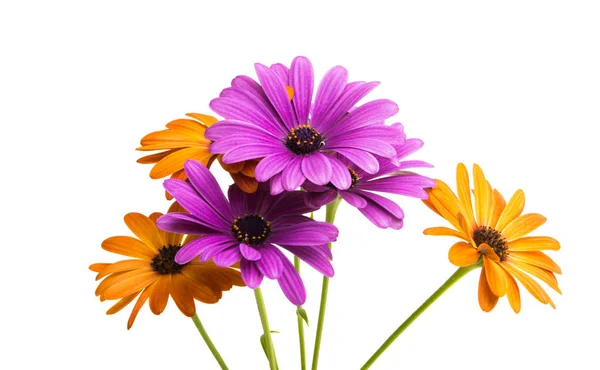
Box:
left=151, top=245, right=186, bottom=274
left=232, top=214, right=271, bottom=246
left=473, top=226, right=509, bottom=261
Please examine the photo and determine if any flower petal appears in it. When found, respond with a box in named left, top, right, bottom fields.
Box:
left=170, top=274, right=196, bottom=317
left=328, top=157, right=352, bottom=190
left=149, top=275, right=171, bottom=315
left=256, top=244, right=284, bottom=279
left=124, top=213, right=162, bottom=252
left=478, top=268, right=499, bottom=312
left=184, top=160, right=234, bottom=221
left=483, top=257, right=508, bottom=297
left=212, top=247, right=243, bottom=267
left=508, top=236, right=560, bottom=251
left=290, top=56, right=314, bottom=124
left=240, top=259, right=264, bottom=288
left=240, top=243, right=262, bottom=261
left=312, top=66, right=348, bottom=127
left=280, top=244, right=334, bottom=277
left=127, top=284, right=154, bottom=329
left=255, top=63, right=296, bottom=130
left=255, top=152, right=293, bottom=182
left=282, top=156, right=306, bottom=191
left=495, top=189, right=525, bottom=232
left=448, top=241, right=480, bottom=267
left=272, top=248, right=306, bottom=305
left=301, top=152, right=332, bottom=185
left=101, top=236, right=156, bottom=259
left=339, top=190, right=367, bottom=208
left=501, top=213, right=547, bottom=241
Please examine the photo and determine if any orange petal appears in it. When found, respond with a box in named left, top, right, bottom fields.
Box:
left=473, top=164, right=492, bottom=227
left=167, top=118, right=209, bottom=134
left=127, top=283, right=154, bottom=329
left=136, top=149, right=176, bottom=164
left=456, top=163, right=477, bottom=231
left=106, top=291, right=140, bottom=315
left=136, top=142, right=203, bottom=151
left=477, top=243, right=500, bottom=262
left=427, top=184, right=462, bottom=231
left=495, top=189, right=525, bottom=232
left=90, top=263, right=109, bottom=273
left=241, top=160, right=258, bottom=177
left=149, top=275, right=171, bottom=315
left=103, top=269, right=157, bottom=300
left=507, top=251, right=562, bottom=274
left=285, top=85, right=295, bottom=100
left=150, top=147, right=212, bottom=179
left=501, top=263, right=555, bottom=308
left=124, top=213, right=163, bottom=252
left=489, top=189, right=506, bottom=229
left=218, top=155, right=245, bottom=173
left=140, top=125, right=207, bottom=145
left=502, top=213, right=547, bottom=241
left=170, top=274, right=197, bottom=316
left=182, top=274, right=221, bottom=303
left=448, top=241, right=480, bottom=267
left=95, top=271, right=127, bottom=298
left=507, top=258, right=561, bottom=294
left=95, top=259, right=150, bottom=280
left=102, top=236, right=156, bottom=259
left=483, top=257, right=508, bottom=297
left=185, top=113, right=218, bottom=127
left=478, top=268, right=499, bottom=312
left=503, top=267, right=521, bottom=313
left=423, top=227, right=468, bottom=240
left=508, top=236, right=560, bottom=251
left=231, top=173, right=259, bottom=193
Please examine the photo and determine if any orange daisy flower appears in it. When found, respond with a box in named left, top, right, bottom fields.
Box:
left=423, top=163, right=561, bottom=312
left=137, top=112, right=259, bottom=198
left=90, top=204, right=245, bottom=329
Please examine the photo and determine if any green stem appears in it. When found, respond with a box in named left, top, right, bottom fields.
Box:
left=191, top=313, right=230, bottom=370
left=295, top=256, right=306, bottom=370
left=360, top=262, right=482, bottom=369
left=311, top=196, right=342, bottom=370
left=254, top=287, right=278, bottom=370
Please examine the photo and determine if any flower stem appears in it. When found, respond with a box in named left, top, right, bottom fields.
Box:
left=360, top=262, right=482, bottom=369
left=254, top=287, right=278, bottom=370
left=311, top=196, right=342, bottom=370
left=191, top=313, right=229, bottom=370
left=295, top=256, right=307, bottom=370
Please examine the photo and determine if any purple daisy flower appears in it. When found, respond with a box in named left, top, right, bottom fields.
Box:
left=206, top=56, right=405, bottom=194
left=304, top=123, right=436, bottom=229
left=156, top=160, right=338, bottom=305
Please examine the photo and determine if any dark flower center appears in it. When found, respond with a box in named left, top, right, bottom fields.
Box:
left=232, top=214, right=271, bottom=246
left=327, top=167, right=360, bottom=189
left=285, top=124, right=325, bottom=155
left=151, top=245, right=186, bottom=274
left=473, top=226, right=509, bottom=261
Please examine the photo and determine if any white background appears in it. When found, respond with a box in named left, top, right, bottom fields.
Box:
left=2, top=1, right=599, bottom=369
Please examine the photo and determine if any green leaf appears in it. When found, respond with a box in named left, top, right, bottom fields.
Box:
left=296, top=306, right=309, bottom=326
left=260, top=331, right=280, bottom=370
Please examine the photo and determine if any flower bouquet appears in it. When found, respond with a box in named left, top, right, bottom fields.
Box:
left=90, top=56, right=561, bottom=369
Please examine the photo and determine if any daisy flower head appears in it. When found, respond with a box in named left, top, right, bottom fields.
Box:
left=137, top=112, right=259, bottom=198
left=156, top=160, right=338, bottom=306
left=423, top=163, right=561, bottom=312
left=304, top=123, right=435, bottom=229
left=207, top=56, right=405, bottom=194
left=90, top=204, right=244, bottom=329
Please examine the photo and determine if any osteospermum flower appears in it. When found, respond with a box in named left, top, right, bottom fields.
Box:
left=207, top=56, right=404, bottom=194
left=137, top=112, right=259, bottom=197
left=157, top=160, right=338, bottom=305
left=304, top=123, right=435, bottom=229
left=423, top=163, right=561, bottom=312
left=90, top=205, right=244, bottom=329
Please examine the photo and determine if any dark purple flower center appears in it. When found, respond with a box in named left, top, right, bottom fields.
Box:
left=151, top=245, right=186, bottom=274
left=285, top=124, right=325, bottom=155
left=232, top=214, right=271, bottom=246
left=473, top=226, right=509, bottom=261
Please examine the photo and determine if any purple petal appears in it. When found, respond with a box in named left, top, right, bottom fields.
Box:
left=343, top=125, right=406, bottom=145
left=356, top=201, right=394, bottom=229
left=174, top=237, right=206, bottom=264
left=313, top=243, right=333, bottom=260
left=263, top=191, right=318, bottom=220
left=279, top=244, right=334, bottom=277
left=290, top=56, right=313, bottom=124
left=184, top=160, right=233, bottom=221
left=270, top=173, right=284, bottom=195
left=328, top=157, right=352, bottom=190
left=317, top=81, right=379, bottom=132
left=395, top=138, right=425, bottom=160
left=157, top=212, right=217, bottom=235
left=227, top=185, right=250, bottom=218
left=255, top=152, right=294, bottom=182
left=255, top=63, right=296, bottom=130
left=256, top=244, right=284, bottom=279
left=360, top=174, right=436, bottom=198
left=240, top=243, right=261, bottom=261
left=312, top=66, right=348, bottom=126
left=163, top=179, right=230, bottom=230
left=205, top=119, right=279, bottom=141
left=339, top=190, right=367, bottom=208
left=269, top=221, right=338, bottom=246
left=305, top=189, right=338, bottom=208
left=399, top=160, right=433, bottom=169
left=209, top=94, right=285, bottom=136
left=213, top=247, right=243, bottom=267
left=301, top=152, right=332, bottom=185
left=241, top=259, right=264, bottom=288
left=282, top=156, right=306, bottom=191
left=327, top=138, right=397, bottom=158
left=221, top=143, right=286, bottom=164
left=357, top=190, right=404, bottom=219
left=194, top=235, right=239, bottom=262
left=335, top=148, right=379, bottom=174
left=270, top=215, right=313, bottom=227
left=272, top=248, right=306, bottom=305
left=270, top=63, right=290, bottom=85
left=325, top=99, right=399, bottom=138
